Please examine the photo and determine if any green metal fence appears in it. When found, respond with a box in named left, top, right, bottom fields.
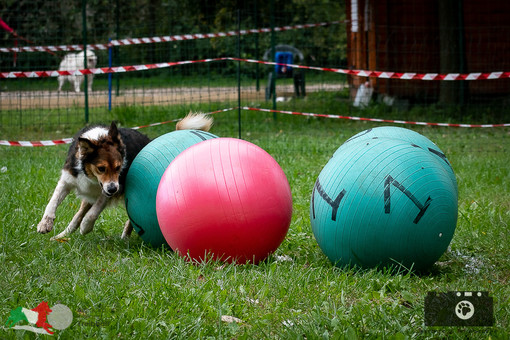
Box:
left=0, top=1, right=347, bottom=138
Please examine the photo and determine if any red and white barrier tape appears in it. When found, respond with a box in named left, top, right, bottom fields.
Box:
left=109, top=21, right=339, bottom=48
left=231, top=58, right=510, bottom=81
left=0, top=44, right=108, bottom=53
left=2, top=106, right=508, bottom=147
left=130, top=107, right=234, bottom=130
left=242, top=107, right=510, bottom=128
left=0, top=108, right=235, bottom=147
left=2, top=57, right=510, bottom=81
left=0, top=138, right=73, bottom=147
left=0, top=58, right=219, bottom=79
left=0, top=21, right=340, bottom=53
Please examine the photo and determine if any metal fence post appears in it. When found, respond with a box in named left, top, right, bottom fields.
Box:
left=108, top=38, right=112, bottom=111
left=270, top=0, right=277, bottom=117
left=237, top=9, right=242, bottom=140
left=82, top=0, right=89, bottom=123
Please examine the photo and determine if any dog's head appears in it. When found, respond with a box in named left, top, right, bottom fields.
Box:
left=83, top=50, right=97, bottom=68
left=77, top=122, right=125, bottom=197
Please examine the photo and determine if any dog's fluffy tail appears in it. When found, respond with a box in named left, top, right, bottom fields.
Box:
left=176, top=112, right=213, bottom=132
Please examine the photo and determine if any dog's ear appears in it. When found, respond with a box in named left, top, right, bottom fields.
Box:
left=78, top=137, right=96, bottom=155
left=108, top=121, right=121, bottom=143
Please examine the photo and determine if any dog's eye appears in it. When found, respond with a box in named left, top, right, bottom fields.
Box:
left=97, top=166, right=106, bottom=173
left=115, top=166, right=121, bottom=172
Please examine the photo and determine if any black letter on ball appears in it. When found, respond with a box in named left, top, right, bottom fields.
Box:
left=312, top=179, right=346, bottom=221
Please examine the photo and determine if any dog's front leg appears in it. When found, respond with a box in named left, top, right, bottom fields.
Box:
left=51, top=201, right=92, bottom=240
left=37, top=177, right=72, bottom=234
left=79, top=195, right=108, bottom=235
left=74, top=75, right=82, bottom=93
left=87, top=74, right=94, bottom=92
left=57, top=76, right=64, bottom=92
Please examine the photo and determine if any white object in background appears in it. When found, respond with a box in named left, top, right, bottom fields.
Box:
left=353, top=82, right=373, bottom=108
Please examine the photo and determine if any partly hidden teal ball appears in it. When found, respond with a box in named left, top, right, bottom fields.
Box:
left=311, top=130, right=458, bottom=271
left=125, top=129, right=217, bottom=248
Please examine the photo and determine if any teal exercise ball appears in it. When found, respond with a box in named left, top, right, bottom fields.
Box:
left=333, top=126, right=457, bottom=197
left=311, top=136, right=458, bottom=271
left=125, top=129, right=218, bottom=247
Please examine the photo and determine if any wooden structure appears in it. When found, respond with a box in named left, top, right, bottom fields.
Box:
left=345, top=0, right=510, bottom=104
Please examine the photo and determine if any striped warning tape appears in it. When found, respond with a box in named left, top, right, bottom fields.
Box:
left=0, top=58, right=218, bottom=79
left=242, top=107, right=510, bottom=128
left=0, top=44, right=108, bottom=53
left=130, top=108, right=234, bottom=130
left=0, top=108, right=234, bottom=147
left=0, top=21, right=340, bottom=53
left=0, top=138, right=73, bottom=147
left=231, top=58, right=510, bottom=81
left=2, top=57, right=510, bottom=82
left=2, top=107, right=508, bottom=147
left=109, top=21, right=340, bottom=48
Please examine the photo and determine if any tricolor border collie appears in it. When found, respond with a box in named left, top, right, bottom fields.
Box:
left=37, top=113, right=213, bottom=240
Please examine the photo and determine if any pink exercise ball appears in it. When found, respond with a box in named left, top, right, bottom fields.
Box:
left=156, top=138, right=292, bottom=264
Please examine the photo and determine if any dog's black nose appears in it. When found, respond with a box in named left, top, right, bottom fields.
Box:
left=105, top=183, right=119, bottom=196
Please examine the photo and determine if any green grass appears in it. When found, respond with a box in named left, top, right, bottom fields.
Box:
left=0, top=105, right=509, bottom=339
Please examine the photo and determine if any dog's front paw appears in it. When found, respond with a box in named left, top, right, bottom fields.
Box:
left=37, top=216, right=55, bottom=234
left=50, top=232, right=69, bottom=241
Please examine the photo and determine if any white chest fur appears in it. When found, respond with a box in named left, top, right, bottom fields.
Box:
left=61, top=170, right=102, bottom=203
left=76, top=173, right=103, bottom=203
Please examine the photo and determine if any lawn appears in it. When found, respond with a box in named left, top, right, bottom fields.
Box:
left=0, top=104, right=508, bottom=339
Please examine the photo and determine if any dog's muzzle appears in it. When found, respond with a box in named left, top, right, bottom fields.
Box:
left=103, top=183, right=119, bottom=197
